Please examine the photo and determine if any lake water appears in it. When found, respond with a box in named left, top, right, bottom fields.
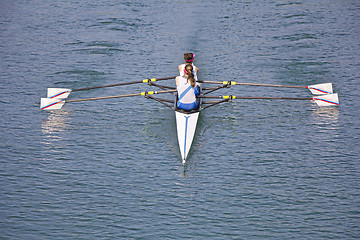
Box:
left=1, top=0, right=360, bottom=239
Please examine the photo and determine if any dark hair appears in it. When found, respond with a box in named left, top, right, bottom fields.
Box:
left=184, top=53, right=194, bottom=63
left=184, top=64, right=196, bottom=87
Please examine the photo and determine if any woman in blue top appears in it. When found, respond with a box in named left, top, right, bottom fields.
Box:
left=176, top=64, right=200, bottom=111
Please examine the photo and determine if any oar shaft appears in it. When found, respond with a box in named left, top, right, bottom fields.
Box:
left=200, top=96, right=311, bottom=100
left=198, top=80, right=307, bottom=89
left=67, top=90, right=176, bottom=103
left=67, top=93, right=141, bottom=102
left=72, top=76, right=176, bottom=92
left=72, top=82, right=141, bottom=91
left=237, top=82, right=306, bottom=88
left=237, top=96, right=310, bottom=100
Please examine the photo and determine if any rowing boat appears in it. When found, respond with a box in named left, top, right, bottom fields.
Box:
left=174, top=86, right=202, bottom=164
left=40, top=77, right=339, bottom=164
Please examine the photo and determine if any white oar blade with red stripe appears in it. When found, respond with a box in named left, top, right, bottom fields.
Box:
left=47, top=88, right=72, bottom=99
left=40, top=98, right=66, bottom=110
left=312, top=93, right=339, bottom=107
left=307, top=83, right=333, bottom=95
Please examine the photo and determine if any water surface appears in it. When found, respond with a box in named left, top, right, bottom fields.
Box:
left=1, top=0, right=359, bottom=239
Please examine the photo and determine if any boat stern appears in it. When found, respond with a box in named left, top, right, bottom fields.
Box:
left=175, top=110, right=200, bottom=164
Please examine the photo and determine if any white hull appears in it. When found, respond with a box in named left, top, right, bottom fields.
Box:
left=175, top=111, right=200, bottom=164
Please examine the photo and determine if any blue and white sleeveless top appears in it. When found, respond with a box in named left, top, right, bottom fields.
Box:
left=179, top=63, right=198, bottom=80
left=177, top=76, right=197, bottom=104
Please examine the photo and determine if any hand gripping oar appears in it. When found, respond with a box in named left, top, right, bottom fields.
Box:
left=41, top=90, right=177, bottom=110
left=47, top=76, right=176, bottom=99
left=197, top=80, right=333, bottom=95
left=200, top=93, right=339, bottom=107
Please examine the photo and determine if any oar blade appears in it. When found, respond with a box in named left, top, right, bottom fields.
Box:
left=307, top=83, right=333, bottom=95
left=47, top=88, right=72, bottom=99
left=312, top=93, right=339, bottom=107
left=40, top=98, right=66, bottom=110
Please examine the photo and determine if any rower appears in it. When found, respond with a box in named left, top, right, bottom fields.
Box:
left=176, top=64, right=200, bottom=111
left=178, top=53, right=199, bottom=80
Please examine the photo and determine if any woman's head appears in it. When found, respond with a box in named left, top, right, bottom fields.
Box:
left=184, top=64, right=195, bottom=87
left=184, top=64, right=193, bottom=75
left=184, top=53, right=195, bottom=63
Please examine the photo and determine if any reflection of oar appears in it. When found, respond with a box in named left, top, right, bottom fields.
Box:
left=47, top=76, right=176, bottom=99
left=197, top=80, right=333, bottom=95
left=200, top=93, right=339, bottom=107
left=41, top=90, right=176, bottom=110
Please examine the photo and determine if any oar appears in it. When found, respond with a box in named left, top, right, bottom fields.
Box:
left=197, top=80, right=333, bottom=95
left=47, top=76, right=176, bottom=99
left=41, top=90, right=176, bottom=110
left=200, top=93, right=339, bottom=107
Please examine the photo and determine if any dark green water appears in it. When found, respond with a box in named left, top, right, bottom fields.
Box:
left=1, top=0, right=359, bottom=239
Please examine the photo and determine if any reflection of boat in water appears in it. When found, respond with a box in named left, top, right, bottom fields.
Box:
left=311, top=107, right=339, bottom=125
left=41, top=110, right=71, bottom=145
